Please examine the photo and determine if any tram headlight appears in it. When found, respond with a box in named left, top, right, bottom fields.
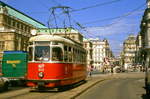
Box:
left=38, top=72, right=44, bottom=78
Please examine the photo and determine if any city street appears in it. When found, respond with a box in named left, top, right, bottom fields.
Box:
left=77, top=72, right=149, bottom=99
left=0, top=72, right=149, bottom=99
left=77, top=78, right=146, bottom=99
left=0, top=0, right=149, bottom=99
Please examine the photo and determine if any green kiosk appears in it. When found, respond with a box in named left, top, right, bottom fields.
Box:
left=2, top=51, right=28, bottom=86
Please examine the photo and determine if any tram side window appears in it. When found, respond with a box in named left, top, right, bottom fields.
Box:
left=75, top=49, right=78, bottom=62
left=68, top=47, right=72, bottom=62
left=81, top=51, right=83, bottom=63
left=84, top=52, right=86, bottom=63
left=82, top=51, right=85, bottom=63
left=72, top=48, right=76, bottom=62
left=82, top=53, right=84, bottom=63
left=77, top=50, right=80, bottom=62
left=28, top=47, right=33, bottom=61
left=64, top=46, right=68, bottom=62
left=79, top=50, right=81, bottom=63
left=52, top=47, right=63, bottom=61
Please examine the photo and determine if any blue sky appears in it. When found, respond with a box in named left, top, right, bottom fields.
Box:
left=1, top=0, right=146, bottom=56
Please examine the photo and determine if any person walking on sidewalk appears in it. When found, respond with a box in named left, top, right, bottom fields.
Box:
left=88, top=65, right=93, bottom=77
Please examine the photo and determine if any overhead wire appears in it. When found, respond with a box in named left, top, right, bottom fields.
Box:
left=33, top=0, right=49, bottom=9
left=70, top=0, right=122, bottom=12
left=51, top=0, right=143, bottom=55
left=22, top=0, right=144, bottom=29
left=28, top=0, right=121, bottom=32
left=47, top=0, right=122, bottom=23
left=59, top=10, right=94, bottom=38
left=26, top=0, right=122, bottom=15
left=25, top=0, right=60, bottom=14
left=68, top=6, right=145, bottom=38
left=78, top=10, right=144, bottom=39
left=31, top=0, right=145, bottom=39
left=51, top=0, right=61, bottom=6
left=82, top=4, right=146, bottom=26
left=69, top=17, right=96, bottom=38
left=48, top=1, right=145, bottom=30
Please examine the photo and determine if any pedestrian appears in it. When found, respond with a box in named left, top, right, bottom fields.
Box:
left=89, top=71, right=92, bottom=77
left=88, top=65, right=93, bottom=77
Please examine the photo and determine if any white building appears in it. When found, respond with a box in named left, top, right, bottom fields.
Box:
left=83, top=39, right=93, bottom=68
left=89, top=38, right=112, bottom=70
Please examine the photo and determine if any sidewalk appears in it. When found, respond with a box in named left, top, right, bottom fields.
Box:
left=50, top=74, right=112, bottom=99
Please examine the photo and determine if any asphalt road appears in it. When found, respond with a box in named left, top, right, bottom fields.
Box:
left=76, top=77, right=149, bottom=99
left=0, top=72, right=149, bottom=99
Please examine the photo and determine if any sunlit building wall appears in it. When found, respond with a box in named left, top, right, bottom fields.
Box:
left=0, top=1, right=46, bottom=60
left=83, top=39, right=93, bottom=68
left=123, top=35, right=137, bottom=70
left=89, top=38, right=113, bottom=70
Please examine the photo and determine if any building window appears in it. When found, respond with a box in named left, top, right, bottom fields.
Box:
left=84, top=43, right=87, bottom=48
left=17, top=22, right=20, bottom=28
left=0, top=41, right=4, bottom=50
left=7, top=18, right=11, bottom=25
left=25, top=26, right=27, bottom=31
left=72, top=36, right=75, bottom=39
left=21, top=24, right=24, bottom=30
left=28, top=27, right=30, bottom=33
left=12, top=21, right=16, bottom=27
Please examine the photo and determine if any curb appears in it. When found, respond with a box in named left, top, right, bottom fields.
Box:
left=71, top=78, right=107, bottom=99
left=50, top=75, right=111, bottom=99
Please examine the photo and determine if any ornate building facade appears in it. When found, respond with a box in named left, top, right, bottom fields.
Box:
left=0, top=0, right=47, bottom=73
left=122, top=35, right=137, bottom=70
left=83, top=39, right=93, bottom=68
left=89, top=38, right=113, bottom=71
left=35, top=28, right=83, bottom=45
left=136, top=0, right=150, bottom=70
left=0, top=1, right=46, bottom=60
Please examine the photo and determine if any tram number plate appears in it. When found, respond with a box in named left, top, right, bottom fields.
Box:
left=38, top=82, right=44, bottom=86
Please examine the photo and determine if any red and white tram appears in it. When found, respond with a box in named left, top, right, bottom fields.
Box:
left=27, top=35, right=87, bottom=90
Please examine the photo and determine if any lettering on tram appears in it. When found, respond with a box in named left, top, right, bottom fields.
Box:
left=38, top=64, right=45, bottom=71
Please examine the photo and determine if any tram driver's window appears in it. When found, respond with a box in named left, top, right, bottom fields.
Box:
left=34, top=46, right=50, bottom=61
left=52, top=47, right=63, bottom=61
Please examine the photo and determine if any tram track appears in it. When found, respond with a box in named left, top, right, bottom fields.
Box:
left=0, top=80, right=85, bottom=99
left=0, top=87, right=60, bottom=99
left=0, top=88, right=30, bottom=98
left=10, top=91, right=58, bottom=99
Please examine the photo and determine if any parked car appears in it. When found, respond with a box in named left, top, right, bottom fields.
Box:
left=0, top=77, right=9, bottom=92
left=113, top=66, right=121, bottom=73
